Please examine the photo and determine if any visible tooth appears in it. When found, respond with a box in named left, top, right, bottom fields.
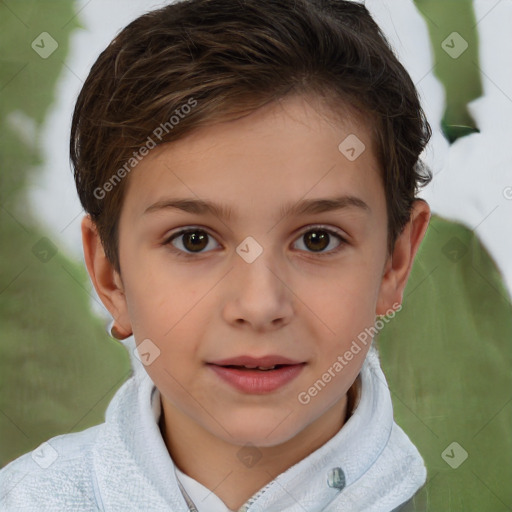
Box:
left=238, top=365, right=277, bottom=370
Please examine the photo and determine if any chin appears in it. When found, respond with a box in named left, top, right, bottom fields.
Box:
left=210, top=415, right=305, bottom=448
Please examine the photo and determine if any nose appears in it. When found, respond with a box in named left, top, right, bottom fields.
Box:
left=222, top=238, right=294, bottom=332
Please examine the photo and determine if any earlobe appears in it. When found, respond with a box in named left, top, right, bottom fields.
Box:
left=81, top=215, right=132, bottom=338
left=376, top=199, right=431, bottom=316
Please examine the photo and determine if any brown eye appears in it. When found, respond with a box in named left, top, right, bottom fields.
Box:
left=166, top=228, right=219, bottom=257
left=293, top=226, right=346, bottom=255
left=303, top=230, right=329, bottom=252
left=181, top=231, right=208, bottom=252
left=164, top=225, right=346, bottom=259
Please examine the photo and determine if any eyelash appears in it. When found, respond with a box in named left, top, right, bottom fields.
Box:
left=162, top=225, right=348, bottom=259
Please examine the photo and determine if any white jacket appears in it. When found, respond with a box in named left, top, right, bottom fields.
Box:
left=0, top=337, right=426, bottom=511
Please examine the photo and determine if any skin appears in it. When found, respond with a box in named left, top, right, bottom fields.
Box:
left=82, top=93, right=430, bottom=510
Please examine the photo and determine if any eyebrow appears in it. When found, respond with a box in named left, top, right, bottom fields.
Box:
left=143, top=195, right=371, bottom=220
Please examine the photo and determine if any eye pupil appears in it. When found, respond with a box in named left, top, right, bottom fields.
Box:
left=184, top=231, right=208, bottom=252
left=304, top=230, right=329, bottom=252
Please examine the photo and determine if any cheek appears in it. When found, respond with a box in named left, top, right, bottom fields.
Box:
left=324, top=255, right=382, bottom=305
left=122, top=256, right=217, bottom=347
left=121, top=258, right=184, bottom=334
left=302, top=258, right=383, bottom=345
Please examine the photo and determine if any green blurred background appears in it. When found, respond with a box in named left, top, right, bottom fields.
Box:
left=0, top=1, right=510, bottom=510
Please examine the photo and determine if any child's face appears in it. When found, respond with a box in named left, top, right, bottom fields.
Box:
left=86, top=94, right=417, bottom=448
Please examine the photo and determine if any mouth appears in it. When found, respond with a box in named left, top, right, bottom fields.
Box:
left=206, top=362, right=306, bottom=393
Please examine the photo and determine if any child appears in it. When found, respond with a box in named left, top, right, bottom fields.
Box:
left=0, top=0, right=433, bottom=510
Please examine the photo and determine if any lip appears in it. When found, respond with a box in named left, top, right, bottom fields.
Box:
left=207, top=361, right=306, bottom=394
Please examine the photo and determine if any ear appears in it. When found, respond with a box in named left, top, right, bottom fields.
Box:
left=81, top=215, right=132, bottom=338
left=376, top=199, right=431, bottom=315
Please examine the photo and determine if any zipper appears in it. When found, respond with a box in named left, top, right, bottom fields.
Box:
left=176, top=477, right=199, bottom=512
left=177, top=470, right=276, bottom=512
left=237, top=479, right=276, bottom=512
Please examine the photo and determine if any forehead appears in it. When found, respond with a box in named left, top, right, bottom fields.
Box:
left=121, top=94, right=384, bottom=224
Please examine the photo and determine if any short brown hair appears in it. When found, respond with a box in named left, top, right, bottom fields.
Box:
left=70, top=0, right=432, bottom=274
